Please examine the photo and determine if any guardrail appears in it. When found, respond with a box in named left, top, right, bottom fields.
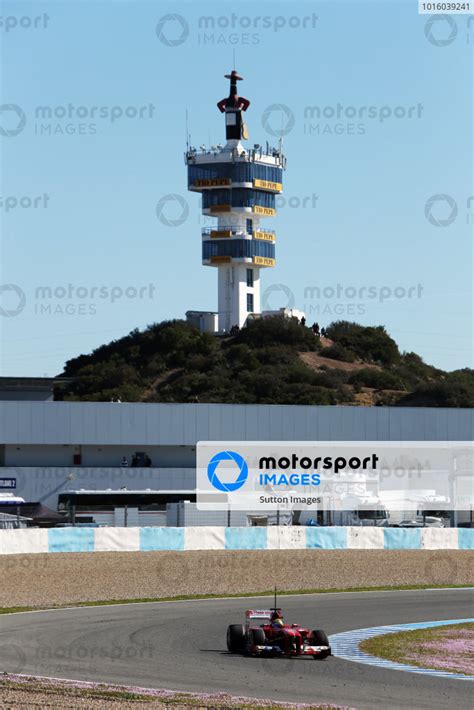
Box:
left=0, top=527, right=472, bottom=554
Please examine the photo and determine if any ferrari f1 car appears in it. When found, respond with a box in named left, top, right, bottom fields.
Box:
left=226, top=606, right=331, bottom=659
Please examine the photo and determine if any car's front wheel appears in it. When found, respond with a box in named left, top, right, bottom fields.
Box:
left=311, top=629, right=331, bottom=659
left=250, top=627, right=266, bottom=647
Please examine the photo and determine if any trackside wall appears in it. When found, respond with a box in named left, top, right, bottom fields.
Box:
left=0, top=526, right=472, bottom=554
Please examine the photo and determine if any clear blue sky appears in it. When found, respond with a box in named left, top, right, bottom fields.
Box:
left=1, top=0, right=472, bottom=376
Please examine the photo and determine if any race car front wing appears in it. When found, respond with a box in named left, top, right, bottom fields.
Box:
left=251, top=644, right=330, bottom=656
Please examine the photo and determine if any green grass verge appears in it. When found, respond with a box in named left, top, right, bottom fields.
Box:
left=0, top=583, right=471, bottom=615
left=360, top=622, right=474, bottom=676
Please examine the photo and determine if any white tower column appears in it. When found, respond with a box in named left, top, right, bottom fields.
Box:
left=217, top=264, right=261, bottom=332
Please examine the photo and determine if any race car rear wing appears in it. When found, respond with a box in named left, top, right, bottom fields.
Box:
left=245, top=610, right=273, bottom=620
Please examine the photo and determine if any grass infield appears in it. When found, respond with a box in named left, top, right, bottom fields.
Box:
left=360, top=622, right=474, bottom=676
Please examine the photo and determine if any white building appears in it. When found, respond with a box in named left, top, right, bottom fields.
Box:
left=0, top=397, right=472, bottom=526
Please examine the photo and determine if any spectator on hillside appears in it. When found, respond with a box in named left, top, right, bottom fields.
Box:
left=301, top=316, right=306, bottom=327
left=321, top=327, right=327, bottom=337
left=312, top=322, right=320, bottom=336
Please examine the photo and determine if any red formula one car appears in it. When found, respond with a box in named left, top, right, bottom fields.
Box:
left=226, top=605, right=331, bottom=660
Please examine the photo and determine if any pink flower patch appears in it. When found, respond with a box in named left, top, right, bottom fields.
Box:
left=404, top=627, right=474, bottom=675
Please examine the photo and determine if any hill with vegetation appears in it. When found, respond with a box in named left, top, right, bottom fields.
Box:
left=58, top=318, right=474, bottom=407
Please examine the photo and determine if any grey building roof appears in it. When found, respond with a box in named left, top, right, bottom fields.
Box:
left=0, top=402, right=472, bottom=445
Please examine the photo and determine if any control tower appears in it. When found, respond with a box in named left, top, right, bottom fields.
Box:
left=185, top=70, right=286, bottom=334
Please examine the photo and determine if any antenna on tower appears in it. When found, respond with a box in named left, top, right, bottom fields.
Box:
left=185, top=109, right=189, bottom=151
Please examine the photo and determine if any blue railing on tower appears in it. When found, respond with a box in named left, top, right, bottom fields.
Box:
left=201, top=227, right=276, bottom=237
left=202, top=189, right=276, bottom=210
left=188, top=162, right=284, bottom=185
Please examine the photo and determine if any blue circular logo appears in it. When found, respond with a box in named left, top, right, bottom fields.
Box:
left=207, top=451, right=248, bottom=493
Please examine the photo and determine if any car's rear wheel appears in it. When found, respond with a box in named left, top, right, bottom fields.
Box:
left=311, top=629, right=331, bottom=659
left=227, top=624, right=245, bottom=653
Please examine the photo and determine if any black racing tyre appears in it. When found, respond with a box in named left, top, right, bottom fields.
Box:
left=250, top=627, right=266, bottom=646
left=227, top=624, right=245, bottom=653
left=311, top=629, right=329, bottom=646
left=314, top=650, right=330, bottom=660
left=311, top=629, right=330, bottom=659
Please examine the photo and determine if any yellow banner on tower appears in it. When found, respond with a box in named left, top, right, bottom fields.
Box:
left=210, top=230, right=232, bottom=238
left=209, top=204, right=231, bottom=213
left=193, top=178, right=231, bottom=188
left=253, top=205, right=276, bottom=216
left=253, top=179, right=282, bottom=193
left=253, top=256, right=276, bottom=267
left=210, top=256, right=232, bottom=263
left=253, top=230, right=275, bottom=242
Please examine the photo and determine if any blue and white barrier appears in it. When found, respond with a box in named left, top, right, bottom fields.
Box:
left=0, top=526, right=472, bottom=555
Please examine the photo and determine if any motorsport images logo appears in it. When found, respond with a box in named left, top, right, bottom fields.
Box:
left=197, top=441, right=471, bottom=512
left=199, top=443, right=381, bottom=511
left=0, top=104, right=27, bottom=137
left=207, top=451, right=248, bottom=492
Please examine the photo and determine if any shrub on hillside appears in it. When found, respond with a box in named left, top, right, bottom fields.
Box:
left=236, top=316, right=319, bottom=351
left=325, top=321, right=400, bottom=365
left=320, top=343, right=356, bottom=362
left=348, top=368, right=403, bottom=390
left=396, top=380, right=474, bottom=407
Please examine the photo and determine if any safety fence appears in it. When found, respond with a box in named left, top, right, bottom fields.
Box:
left=0, top=526, right=472, bottom=554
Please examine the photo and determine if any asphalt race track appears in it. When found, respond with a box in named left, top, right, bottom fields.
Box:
left=0, top=589, right=473, bottom=710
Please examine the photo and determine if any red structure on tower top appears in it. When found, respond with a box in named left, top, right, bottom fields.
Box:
left=217, top=70, right=250, bottom=113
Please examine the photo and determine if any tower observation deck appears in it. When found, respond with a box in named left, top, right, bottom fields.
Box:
left=185, top=70, right=286, bottom=334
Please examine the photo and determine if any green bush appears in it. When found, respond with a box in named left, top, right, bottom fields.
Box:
left=396, top=381, right=474, bottom=408
left=348, top=368, right=403, bottom=390
left=313, top=369, right=348, bottom=388
left=236, top=316, right=319, bottom=351
left=325, top=321, right=400, bottom=365
left=320, top=343, right=356, bottom=362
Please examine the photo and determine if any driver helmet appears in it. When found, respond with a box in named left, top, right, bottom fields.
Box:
left=272, top=618, right=284, bottom=627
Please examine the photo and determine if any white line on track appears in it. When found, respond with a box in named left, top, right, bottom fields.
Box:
left=1, top=586, right=473, bottom=617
